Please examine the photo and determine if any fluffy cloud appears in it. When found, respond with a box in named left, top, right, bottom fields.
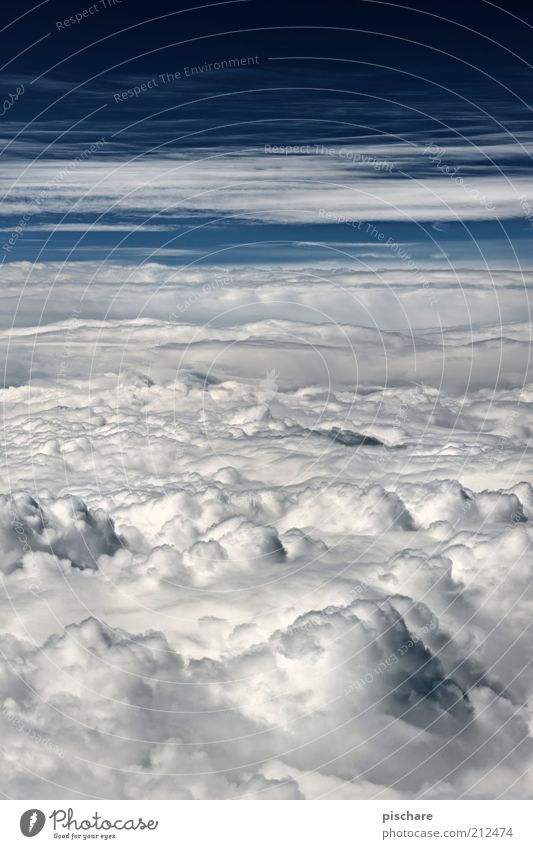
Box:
left=0, top=303, right=532, bottom=798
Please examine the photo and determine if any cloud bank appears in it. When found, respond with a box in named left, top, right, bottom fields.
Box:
left=1, top=301, right=532, bottom=799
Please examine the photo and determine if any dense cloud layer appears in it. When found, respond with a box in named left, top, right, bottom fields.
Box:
left=1, top=149, right=532, bottom=223
left=1, top=306, right=532, bottom=799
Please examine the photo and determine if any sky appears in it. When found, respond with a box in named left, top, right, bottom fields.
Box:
left=1, top=0, right=533, bottom=803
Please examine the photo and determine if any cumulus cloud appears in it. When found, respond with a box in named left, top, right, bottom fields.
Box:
left=0, top=296, right=532, bottom=799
